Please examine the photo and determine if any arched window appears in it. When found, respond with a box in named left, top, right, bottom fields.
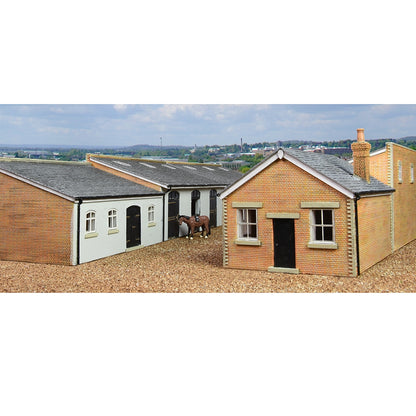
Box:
left=148, top=205, right=155, bottom=223
left=86, top=211, right=96, bottom=233
left=108, top=209, right=117, bottom=229
left=169, top=190, right=179, bottom=201
left=398, top=160, right=403, bottom=183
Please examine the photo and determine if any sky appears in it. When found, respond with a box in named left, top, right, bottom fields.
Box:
left=1, top=104, right=416, bottom=148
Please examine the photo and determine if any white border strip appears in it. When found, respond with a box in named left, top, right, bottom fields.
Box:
left=90, top=157, right=168, bottom=189
left=81, top=195, right=164, bottom=204
left=359, top=192, right=393, bottom=198
left=369, top=148, right=387, bottom=157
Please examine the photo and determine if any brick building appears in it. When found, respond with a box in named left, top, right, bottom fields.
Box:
left=0, top=156, right=241, bottom=265
left=87, top=155, right=241, bottom=239
left=0, top=160, right=163, bottom=265
left=220, top=129, right=399, bottom=277
left=369, top=142, right=416, bottom=252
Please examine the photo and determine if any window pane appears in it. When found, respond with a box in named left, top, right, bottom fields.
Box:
left=239, top=223, right=247, bottom=238
left=249, top=224, right=257, bottom=238
left=314, top=210, right=322, bottom=225
left=315, top=226, right=323, bottom=241
left=324, top=226, right=333, bottom=241
left=323, top=210, right=333, bottom=225
left=148, top=206, right=154, bottom=222
left=248, top=209, right=256, bottom=223
left=241, top=209, right=247, bottom=223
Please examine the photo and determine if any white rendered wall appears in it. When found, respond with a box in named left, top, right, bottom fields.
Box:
left=79, top=196, right=163, bottom=264
left=164, top=188, right=224, bottom=239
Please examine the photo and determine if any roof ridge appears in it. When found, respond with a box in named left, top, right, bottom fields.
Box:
left=88, top=153, right=219, bottom=167
left=0, top=158, right=88, bottom=166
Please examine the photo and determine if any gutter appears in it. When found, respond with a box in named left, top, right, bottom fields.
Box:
left=162, top=191, right=166, bottom=241
left=354, top=195, right=360, bottom=276
left=77, top=199, right=83, bottom=265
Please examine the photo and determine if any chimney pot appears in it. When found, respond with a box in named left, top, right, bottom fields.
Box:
left=357, top=128, right=365, bottom=142
left=351, top=128, right=371, bottom=183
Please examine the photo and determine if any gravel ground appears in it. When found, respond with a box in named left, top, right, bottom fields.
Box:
left=1, top=227, right=416, bottom=292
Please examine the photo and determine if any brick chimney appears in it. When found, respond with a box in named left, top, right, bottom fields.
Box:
left=351, top=128, right=371, bottom=183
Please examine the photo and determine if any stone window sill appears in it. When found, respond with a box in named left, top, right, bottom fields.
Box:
left=268, top=266, right=300, bottom=274
left=234, top=239, right=262, bottom=246
left=108, top=229, right=119, bottom=235
left=308, top=241, right=338, bottom=250
left=85, top=232, right=98, bottom=239
left=148, top=222, right=157, bottom=228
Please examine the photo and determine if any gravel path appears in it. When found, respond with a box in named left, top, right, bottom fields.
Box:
left=1, top=227, right=416, bottom=292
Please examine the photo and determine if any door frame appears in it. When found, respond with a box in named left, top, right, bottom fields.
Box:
left=167, top=190, right=180, bottom=239
left=268, top=215, right=300, bottom=274
left=126, top=205, right=141, bottom=249
left=209, top=189, right=217, bottom=228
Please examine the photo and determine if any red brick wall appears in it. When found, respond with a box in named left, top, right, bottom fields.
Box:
left=224, top=159, right=353, bottom=277
left=0, top=173, right=74, bottom=265
left=389, top=144, right=416, bottom=250
left=369, top=143, right=416, bottom=251
left=356, top=195, right=392, bottom=272
left=369, top=150, right=389, bottom=185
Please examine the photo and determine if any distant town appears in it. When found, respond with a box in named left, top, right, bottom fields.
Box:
left=1, top=136, right=416, bottom=173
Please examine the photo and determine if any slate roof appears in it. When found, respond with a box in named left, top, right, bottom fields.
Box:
left=284, top=148, right=394, bottom=195
left=89, top=156, right=243, bottom=188
left=0, top=160, right=163, bottom=200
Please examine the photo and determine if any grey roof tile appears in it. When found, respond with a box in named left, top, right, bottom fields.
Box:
left=90, top=156, right=243, bottom=188
left=284, top=149, right=394, bottom=195
left=0, top=160, right=163, bottom=199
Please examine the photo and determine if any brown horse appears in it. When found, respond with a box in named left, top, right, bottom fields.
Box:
left=177, top=215, right=210, bottom=239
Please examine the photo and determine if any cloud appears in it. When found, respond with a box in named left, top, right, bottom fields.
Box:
left=113, top=104, right=128, bottom=112
left=2, top=104, right=416, bottom=147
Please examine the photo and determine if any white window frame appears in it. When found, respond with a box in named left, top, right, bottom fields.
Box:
left=398, top=160, right=403, bottom=183
left=410, top=163, right=414, bottom=184
left=86, top=211, right=96, bottom=233
left=237, top=208, right=258, bottom=240
left=148, top=205, right=155, bottom=223
left=310, top=209, right=335, bottom=243
left=108, top=209, right=117, bottom=229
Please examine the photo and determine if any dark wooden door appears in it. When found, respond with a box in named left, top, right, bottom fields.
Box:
left=273, top=219, right=296, bottom=268
left=168, top=191, right=179, bottom=239
left=126, top=205, right=141, bottom=248
left=209, top=189, right=217, bottom=227
left=191, top=190, right=200, bottom=216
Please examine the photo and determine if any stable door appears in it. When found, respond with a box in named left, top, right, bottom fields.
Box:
left=126, top=205, right=141, bottom=248
left=273, top=219, right=296, bottom=269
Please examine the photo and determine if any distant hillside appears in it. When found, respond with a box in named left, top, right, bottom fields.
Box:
left=121, top=144, right=190, bottom=152
left=0, top=143, right=191, bottom=152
